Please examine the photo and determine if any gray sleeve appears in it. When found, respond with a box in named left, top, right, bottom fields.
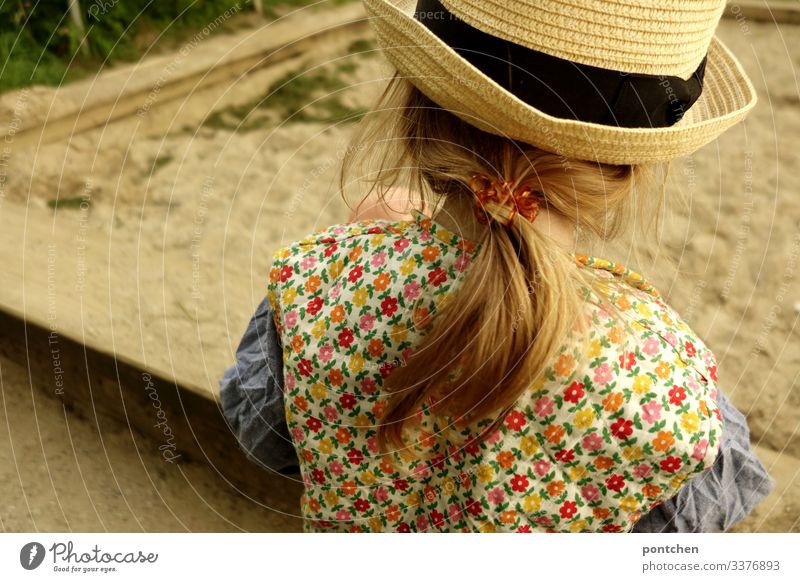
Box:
left=219, top=296, right=300, bottom=474
left=632, top=388, right=775, bottom=533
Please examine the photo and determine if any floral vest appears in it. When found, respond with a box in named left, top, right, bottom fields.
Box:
left=267, top=211, right=722, bottom=532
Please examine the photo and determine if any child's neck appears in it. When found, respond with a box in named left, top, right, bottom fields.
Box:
left=436, top=194, right=577, bottom=251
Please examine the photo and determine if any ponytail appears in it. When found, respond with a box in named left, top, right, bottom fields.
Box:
left=341, top=74, right=658, bottom=458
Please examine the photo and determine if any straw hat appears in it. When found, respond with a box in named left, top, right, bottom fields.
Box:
left=363, top=0, right=757, bottom=165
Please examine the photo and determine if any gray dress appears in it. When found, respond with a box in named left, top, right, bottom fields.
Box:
left=220, top=297, right=775, bottom=532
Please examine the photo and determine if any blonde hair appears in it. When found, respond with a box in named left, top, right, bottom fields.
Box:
left=341, top=74, right=667, bottom=456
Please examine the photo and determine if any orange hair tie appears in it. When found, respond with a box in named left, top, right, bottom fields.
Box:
left=469, top=174, right=541, bottom=226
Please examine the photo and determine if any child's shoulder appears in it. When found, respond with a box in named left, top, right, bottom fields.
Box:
left=574, top=253, right=661, bottom=300
left=275, top=218, right=417, bottom=258
left=575, top=253, right=719, bottom=388
left=269, top=213, right=479, bottom=275
left=265, top=213, right=481, bottom=340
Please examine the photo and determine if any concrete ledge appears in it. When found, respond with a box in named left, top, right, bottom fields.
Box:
left=0, top=307, right=303, bottom=522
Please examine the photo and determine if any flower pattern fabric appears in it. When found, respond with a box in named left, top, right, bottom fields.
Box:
left=267, top=211, right=722, bottom=532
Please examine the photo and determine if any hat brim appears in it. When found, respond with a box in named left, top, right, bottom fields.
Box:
left=364, top=0, right=757, bottom=165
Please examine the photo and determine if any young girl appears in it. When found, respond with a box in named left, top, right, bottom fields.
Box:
left=221, top=0, right=774, bottom=532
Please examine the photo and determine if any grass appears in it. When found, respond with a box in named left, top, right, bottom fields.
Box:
left=259, top=0, right=354, bottom=18
left=265, top=63, right=365, bottom=122
left=346, top=38, right=375, bottom=56
left=47, top=196, right=91, bottom=210
left=0, top=1, right=356, bottom=94
left=150, top=154, right=174, bottom=174
left=201, top=57, right=368, bottom=131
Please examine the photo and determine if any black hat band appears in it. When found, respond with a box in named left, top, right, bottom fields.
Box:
left=414, top=0, right=707, bottom=128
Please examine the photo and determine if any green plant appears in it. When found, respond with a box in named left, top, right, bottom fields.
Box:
left=47, top=196, right=91, bottom=209
left=0, top=1, right=350, bottom=93
left=202, top=58, right=367, bottom=131
left=149, top=153, right=174, bottom=174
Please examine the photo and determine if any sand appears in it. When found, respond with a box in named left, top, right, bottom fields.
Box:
left=0, top=12, right=797, bottom=532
